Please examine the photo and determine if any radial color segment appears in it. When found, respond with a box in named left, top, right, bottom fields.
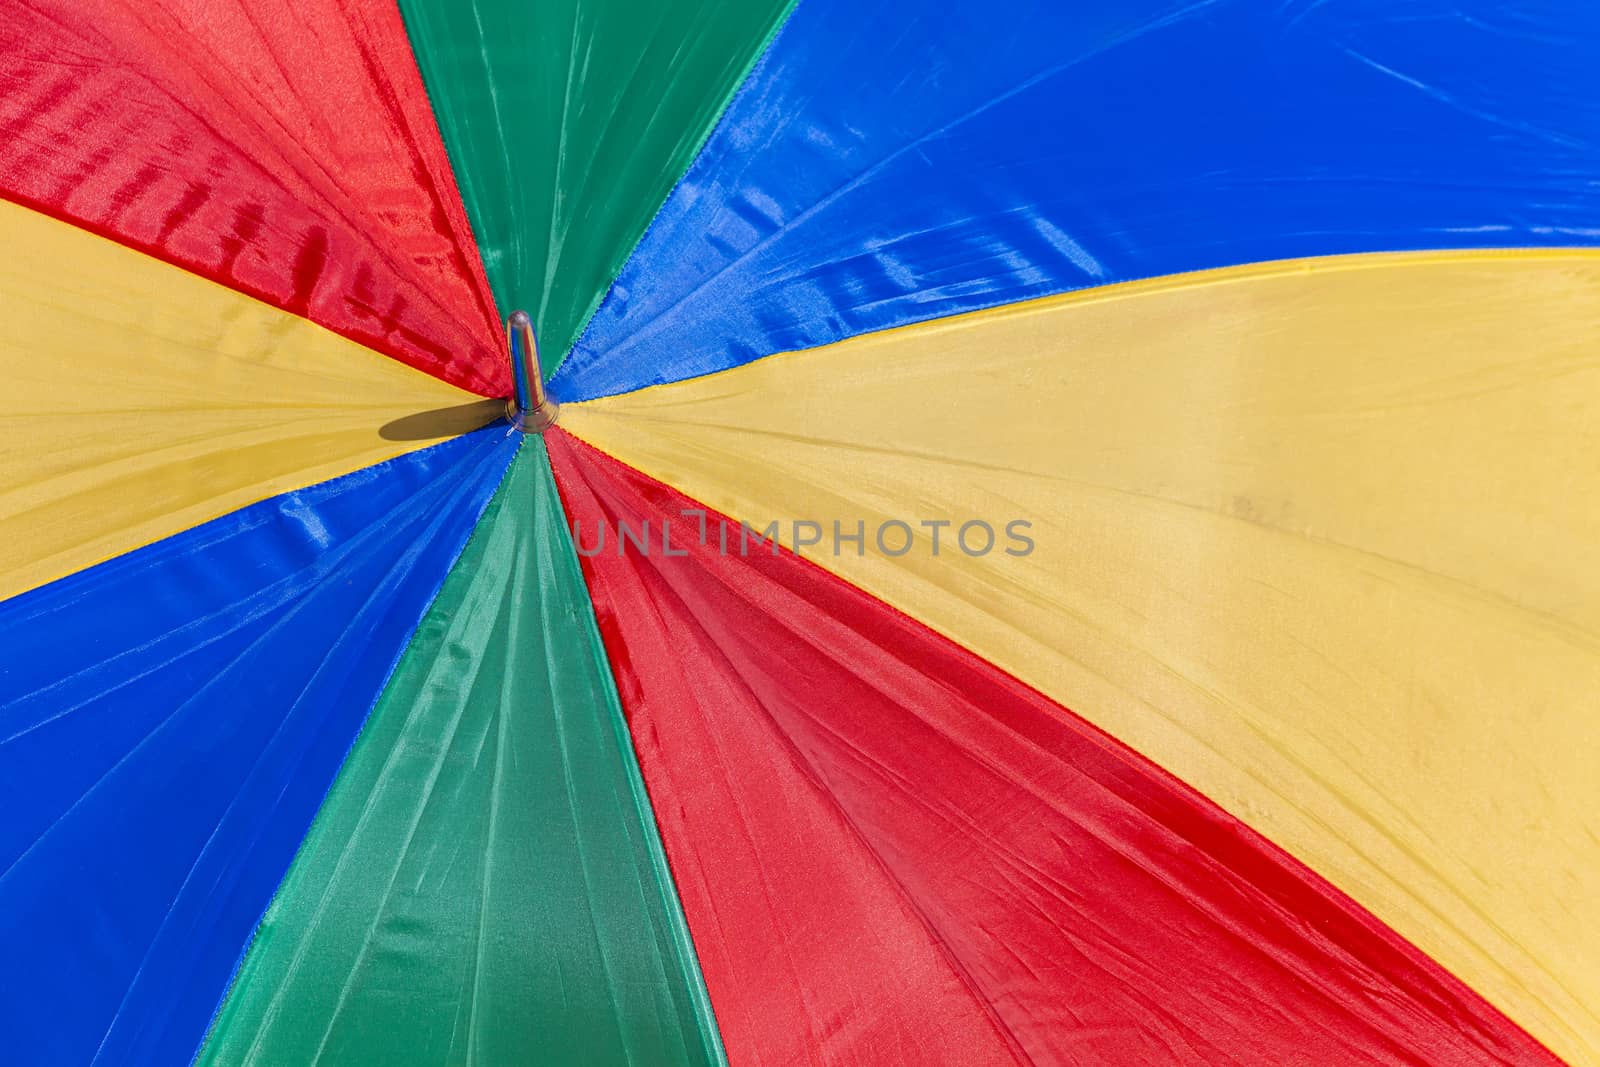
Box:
left=548, top=428, right=1564, bottom=1067
left=0, top=0, right=505, bottom=394
left=202, top=439, right=724, bottom=1067
left=552, top=0, right=1600, bottom=399
left=0, top=200, right=500, bottom=602
left=0, top=429, right=518, bottom=1066
left=560, top=248, right=1600, bottom=1064
left=397, top=0, right=794, bottom=364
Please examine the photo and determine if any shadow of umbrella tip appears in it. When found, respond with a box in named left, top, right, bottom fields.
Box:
left=379, top=398, right=507, bottom=441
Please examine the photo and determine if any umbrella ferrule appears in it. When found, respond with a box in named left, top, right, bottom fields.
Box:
left=506, top=310, right=559, bottom=433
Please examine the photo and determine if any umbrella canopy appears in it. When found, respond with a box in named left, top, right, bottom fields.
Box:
left=1, top=2, right=1596, bottom=1065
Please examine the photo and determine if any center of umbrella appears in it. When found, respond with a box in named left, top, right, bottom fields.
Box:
left=505, top=310, right=559, bottom=433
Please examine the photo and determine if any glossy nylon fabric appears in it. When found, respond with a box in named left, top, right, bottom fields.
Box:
left=0, top=199, right=498, bottom=603
left=560, top=249, right=1600, bottom=1065
left=201, top=438, right=724, bottom=1067
left=547, top=429, right=1563, bottom=1067
left=0, top=0, right=505, bottom=395
left=0, top=428, right=518, bottom=1067
left=397, top=0, right=794, bottom=365
left=551, top=0, right=1600, bottom=400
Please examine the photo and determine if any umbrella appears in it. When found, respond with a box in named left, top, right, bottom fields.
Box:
left=1, top=1, right=1595, bottom=1064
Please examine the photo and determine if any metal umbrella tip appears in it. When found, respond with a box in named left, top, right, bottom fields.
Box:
left=505, top=310, right=558, bottom=433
